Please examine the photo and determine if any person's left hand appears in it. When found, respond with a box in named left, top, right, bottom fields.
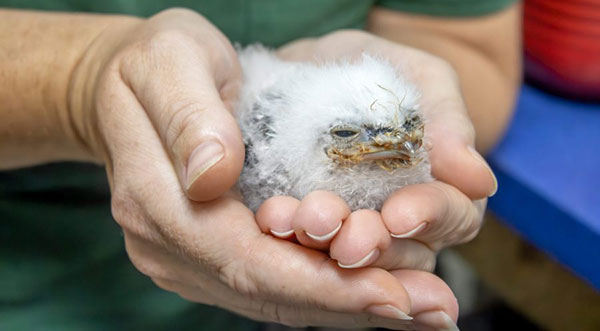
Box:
left=255, top=30, right=495, bottom=272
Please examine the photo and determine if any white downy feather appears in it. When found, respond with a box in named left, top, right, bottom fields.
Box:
left=235, top=45, right=433, bottom=211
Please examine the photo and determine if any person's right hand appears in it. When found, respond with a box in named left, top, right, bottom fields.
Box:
left=67, top=8, right=460, bottom=330
left=257, top=30, right=492, bottom=271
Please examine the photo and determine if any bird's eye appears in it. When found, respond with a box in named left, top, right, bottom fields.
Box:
left=334, top=130, right=358, bottom=137
left=331, top=126, right=360, bottom=139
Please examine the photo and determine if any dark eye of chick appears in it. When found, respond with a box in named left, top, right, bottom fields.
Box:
left=333, top=130, right=359, bottom=138
left=330, top=125, right=361, bottom=139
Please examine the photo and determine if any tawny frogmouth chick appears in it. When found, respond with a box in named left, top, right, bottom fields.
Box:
left=236, top=46, right=433, bottom=211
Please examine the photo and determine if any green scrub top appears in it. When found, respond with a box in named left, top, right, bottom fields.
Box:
left=0, top=0, right=516, bottom=330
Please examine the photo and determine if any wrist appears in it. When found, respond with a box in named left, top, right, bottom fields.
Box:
left=0, top=10, right=142, bottom=168
left=66, top=15, right=143, bottom=164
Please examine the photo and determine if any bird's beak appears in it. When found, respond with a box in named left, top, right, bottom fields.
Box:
left=360, top=135, right=418, bottom=160
left=326, top=127, right=424, bottom=172
left=403, top=141, right=416, bottom=154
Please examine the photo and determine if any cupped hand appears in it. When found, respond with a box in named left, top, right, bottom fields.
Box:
left=71, top=9, right=458, bottom=330
left=257, top=30, right=495, bottom=272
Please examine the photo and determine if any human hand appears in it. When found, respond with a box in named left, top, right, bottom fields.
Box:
left=257, top=30, right=494, bottom=271
left=69, top=10, right=459, bottom=330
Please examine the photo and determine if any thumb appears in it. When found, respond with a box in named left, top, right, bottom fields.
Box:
left=121, top=41, right=244, bottom=201
left=170, top=94, right=245, bottom=201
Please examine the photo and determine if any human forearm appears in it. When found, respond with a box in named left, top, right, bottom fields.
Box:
left=367, top=4, right=522, bottom=153
left=0, top=9, right=138, bottom=168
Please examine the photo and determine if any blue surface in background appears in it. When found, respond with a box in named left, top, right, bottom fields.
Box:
left=487, top=85, right=600, bottom=289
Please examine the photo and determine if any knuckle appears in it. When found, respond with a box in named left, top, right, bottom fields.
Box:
left=124, top=28, right=198, bottom=69
left=147, top=28, right=193, bottom=49
left=111, top=189, right=164, bottom=244
left=457, top=204, right=485, bottom=244
left=431, top=182, right=481, bottom=239
left=420, top=254, right=438, bottom=272
left=110, top=189, right=141, bottom=229
left=469, top=213, right=484, bottom=234
left=162, top=100, right=205, bottom=154
left=400, top=243, right=437, bottom=272
left=134, top=29, right=198, bottom=65
left=461, top=224, right=482, bottom=244
left=352, top=268, right=397, bottom=305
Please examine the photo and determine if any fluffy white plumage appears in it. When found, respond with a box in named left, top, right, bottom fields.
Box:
left=235, top=46, right=433, bottom=211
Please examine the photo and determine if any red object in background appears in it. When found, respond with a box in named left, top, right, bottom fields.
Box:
left=524, top=0, right=600, bottom=101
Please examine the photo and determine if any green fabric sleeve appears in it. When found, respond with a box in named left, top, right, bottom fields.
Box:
left=376, top=0, right=519, bottom=17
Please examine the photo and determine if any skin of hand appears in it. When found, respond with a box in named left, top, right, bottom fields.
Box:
left=2, top=8, right=459, bottom=330
left=256, top=30, right=495, bottom=277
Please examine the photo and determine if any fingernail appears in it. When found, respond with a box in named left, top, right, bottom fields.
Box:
left=365, top=304, right=413, bottom=321
left=305, top=222, right=342, bottom=242
left=467, top=145, right=497, bottom=197
left=269, top=229, right=294, bottom=238
left=413, top=310, right=459, bottom=331
left=338, top=248, right=379, bottom=269
left=186, top=140, right=224, bottom=190
left=391, top=222, right=427, bottom=239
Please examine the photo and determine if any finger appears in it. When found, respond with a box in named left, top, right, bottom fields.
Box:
left=371, top=239, right=437, bottom=272
left=152, top=277, right=415, bottom=330
left=329, top=210, right=391, bottom=268
left=239, top=236, right=413, bottom=319
left=292, top=191, right=351, bottom=250
left=418, top=65, right=497, bottom=199
left=240, top=267, right=458, bottom=330
left=255, top=196, right=300, bottom=239
left=391, top=270, right=459, bottom=331
left=120, top=27, right=244, bottom=202
left=381, top=181, right=487, bottom=250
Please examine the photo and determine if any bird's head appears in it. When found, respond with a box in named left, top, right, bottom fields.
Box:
left=285, top=55, right=426, bottom=173
left=325, top=105, right=424, bottom=172
left=252, top=53, right=428, bottom=175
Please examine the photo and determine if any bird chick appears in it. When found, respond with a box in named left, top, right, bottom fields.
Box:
left=236, top=46, right=433, bottom=211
